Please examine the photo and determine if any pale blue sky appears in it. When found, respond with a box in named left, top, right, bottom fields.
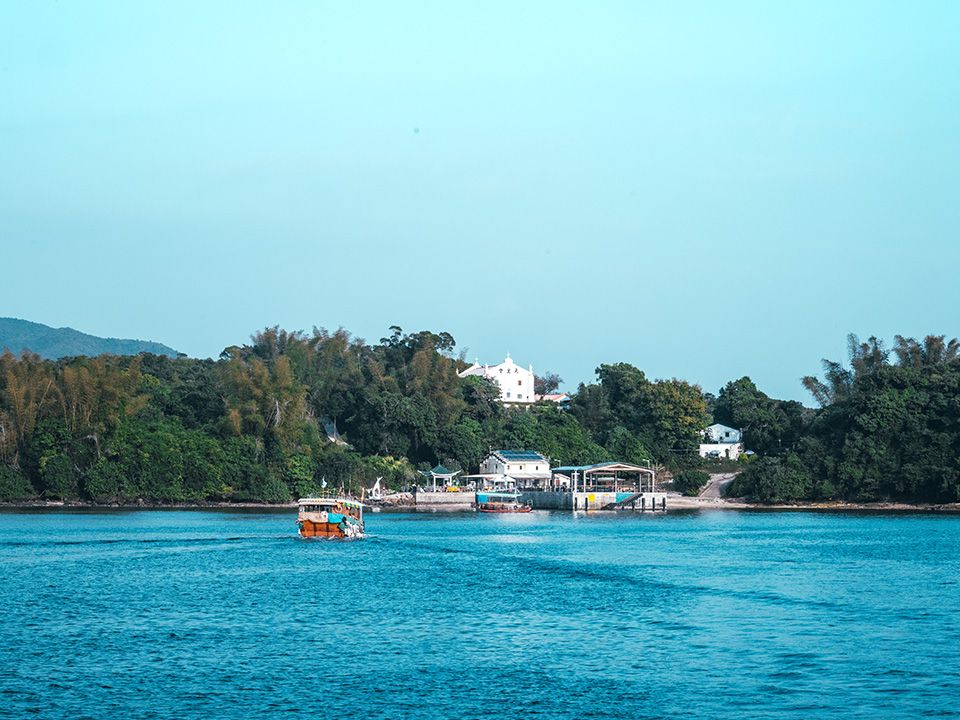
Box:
left=2, top=1, right=958, bottom=402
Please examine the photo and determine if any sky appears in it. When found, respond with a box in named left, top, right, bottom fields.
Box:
left=2, top=1, right=959, bottom=403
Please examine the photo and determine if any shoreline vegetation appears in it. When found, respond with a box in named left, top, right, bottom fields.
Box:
left=2, top=327, right=959, bottom=508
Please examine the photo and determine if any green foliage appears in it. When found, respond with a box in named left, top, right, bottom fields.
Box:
left=283, top=454, right=319, bottom=499
left=357, top=455, right=416, bottom=490
left=460, top=375, right=503, bottom=423
left=314, top=445, right=364, bottom=493
left=437, top=418, right=484, bottom=472
left=84, top=457, right=128, bottom=501
left=726, top=454, right=821, bottom=504
left=0, top=465, right=35, bottom=499
left=39, top=453, right=79, bottom=500
left=713, top=376, right=809, bottom=455
left=674, top=470, right=710, bottom=496
left=528, top=404, right=609, bottom=466
left=570, top=362, right=708, bottom=461
left=734, top=335, right=960, bottom=504
left=7, top=325, right=952, bottom=508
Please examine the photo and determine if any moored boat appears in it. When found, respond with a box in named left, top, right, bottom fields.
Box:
left=297, top=496, right=365, bottom=538
left=476, top=491, right=532, bottom=513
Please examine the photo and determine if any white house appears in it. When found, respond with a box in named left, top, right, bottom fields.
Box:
left=471, top=450, right=552, bottom=489
left=703, top=424, right=742, bottom=443
left=458, top=354, right=536, bottom=404
left=480, top=450, right=550, bottom=476
left=698, top=423, right=744, bottom=459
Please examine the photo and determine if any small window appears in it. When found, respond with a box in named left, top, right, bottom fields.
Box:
left=518, top=380, right=522, bottom=386
left=506, top=392, right=511, bottom=398
left=518, top=394, right=523, bottom=399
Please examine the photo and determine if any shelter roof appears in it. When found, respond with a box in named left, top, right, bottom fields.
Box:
left=551, top=462, right=652, bottom=474
left=422, top=464, right=460, bottom=477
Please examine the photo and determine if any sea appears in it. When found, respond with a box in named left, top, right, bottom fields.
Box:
left=1, top=507, right=958, bottom=719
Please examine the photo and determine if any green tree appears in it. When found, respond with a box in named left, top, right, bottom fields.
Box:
left=713, top=376, right=809, bottom=455
left=437, top=418, right=485, bottom=472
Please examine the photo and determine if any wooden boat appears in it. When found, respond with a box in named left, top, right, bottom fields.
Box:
left=476, top=491, right=532, bottom=513
left=297, top=496, right=365, bottom=538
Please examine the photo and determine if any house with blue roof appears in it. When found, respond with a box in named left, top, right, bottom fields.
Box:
left=479, top=450, right=551, bottom=482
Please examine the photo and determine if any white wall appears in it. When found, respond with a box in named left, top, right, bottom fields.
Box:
left=481, top=454, right=549, bottom=474
left=460, top=355, right=536, bottom=403
left=698, top=442, right=743, bottom=459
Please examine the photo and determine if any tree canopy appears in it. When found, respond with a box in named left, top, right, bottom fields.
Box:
left=3, top=327, right=956, bottom=507
left=729, top=334, right=960, bottom=504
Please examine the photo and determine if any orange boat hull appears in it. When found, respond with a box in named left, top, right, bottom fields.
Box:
left=298, top=520, right=354, bottom=538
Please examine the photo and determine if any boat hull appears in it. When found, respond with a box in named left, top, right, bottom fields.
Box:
left=297, top=520, right=363, bottom=538
left=478, top=505, right=532, bottom=514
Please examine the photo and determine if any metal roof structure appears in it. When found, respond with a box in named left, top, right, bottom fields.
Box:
left=549, top=461, right=656, bottom=493
left=495, top=450, right=548, bottom=462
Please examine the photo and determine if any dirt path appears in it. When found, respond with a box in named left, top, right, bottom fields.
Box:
left=700, top=472, right=738, bottom=501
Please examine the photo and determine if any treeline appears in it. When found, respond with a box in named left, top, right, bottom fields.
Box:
left=728, top=335, right=960, bottom=504
left=3, top=327, right=957, bottom=505
left=0, top=326, right=710, bottom=503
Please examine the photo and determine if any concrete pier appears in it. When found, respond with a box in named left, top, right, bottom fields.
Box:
left=413, top=491, right=476, bottom=506
left=413, top=489, right=670, bottom=510
left=523, top=491, right=668, bottom=511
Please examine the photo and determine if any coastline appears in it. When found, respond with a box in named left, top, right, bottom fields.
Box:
left=663, top=494, right=960, bottom=513
left=2, top=497, right=959, bottom=513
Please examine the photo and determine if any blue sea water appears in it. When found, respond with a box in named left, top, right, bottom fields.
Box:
left=1, top=507, right=959, bottom=719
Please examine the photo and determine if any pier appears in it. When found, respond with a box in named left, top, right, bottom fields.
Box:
left=413, top=489, right=668, bottom=511
left=522, top=490, right=668, bottom=511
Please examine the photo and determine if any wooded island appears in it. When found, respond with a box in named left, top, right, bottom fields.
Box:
left=1, top=327, right=957, bottom=505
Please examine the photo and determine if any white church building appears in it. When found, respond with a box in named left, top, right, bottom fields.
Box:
left=458, top=354, right=536, bottom=405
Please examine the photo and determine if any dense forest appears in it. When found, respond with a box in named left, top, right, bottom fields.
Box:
left=1, top=327, right=957, bottom=505
left=0, top=326, right=707, bottom=503
left=728, top=335, right=960, bottom=504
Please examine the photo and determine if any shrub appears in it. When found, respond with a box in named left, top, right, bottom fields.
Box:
left=0, top=466, right=36, bottom=500
left=674, top=470, right=710, bottom=496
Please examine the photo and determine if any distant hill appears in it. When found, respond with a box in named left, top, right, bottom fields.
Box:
left=0, top=317, right=180, bottom=360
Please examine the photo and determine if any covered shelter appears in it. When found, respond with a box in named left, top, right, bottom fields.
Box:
left=457, top=473, right=519, bottom=491
left=420, top=464, right=461, bottom=491
left=549, top=462, right=656, bottom=494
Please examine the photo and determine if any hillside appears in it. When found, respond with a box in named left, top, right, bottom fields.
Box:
left=0, top=317, right=179, bottom=359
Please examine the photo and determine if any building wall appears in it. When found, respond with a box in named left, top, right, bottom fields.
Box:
left=480, top=453, right=549, bottom=475
left=698, top=442, right=743, bottom=459
left=459, top=356, right=536, bottom=404
left=704, top=424, right=742, bottom=443
left=414, top=490, right=476, bottom=505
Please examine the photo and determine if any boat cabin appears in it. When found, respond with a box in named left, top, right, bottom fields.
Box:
left=476, top=491, right=532, bottom=513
